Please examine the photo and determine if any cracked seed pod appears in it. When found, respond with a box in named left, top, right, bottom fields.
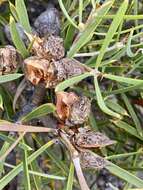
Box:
left=56, top=92, right=91, bottom=126
left=32, top=35, right=65, bottom=61
left=80, top=151, right=106, bottom=169
left=75, top=127, right=116, bottom=148
left=34, top=5, right=60, bottom=37
left=0, top=45, right=20, bottom=75
left=24, top=56, right=57, bottom=87
left=54, top=58, right=88, bottom=81
left=24, top=56, right=88, bottom=88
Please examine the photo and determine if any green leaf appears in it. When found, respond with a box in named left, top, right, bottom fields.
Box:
left=9, top=2, right=19, bottom=21
left=3, top=163, right=66, bottom=180
left=104, top=73, right=143, bottom=85
left=15, top=0, right=32, bottom=33
left=126, top=29, right=137, bottom=57
left=112, top=120, right=143, bottom=141
left=121, top=93, right=142, bottom=137
left=0, top=133, right=32, bottom=151
left=0, top=74, right=23, bottom=84
left=0, top=140, right=55, bottom=190
left=106, top=150, right=143, bottom=160
left=0, top=141, right=10, bottom=176
left=106, top=161, right=143, bottom=188
left=94, top=76, right=121, bottom=118
left=68, top=0, right=114, bottom=57
left=95, top=0, right=128, bottom=68
left=55, top=72, right=92, bottom=92
left=58, top=0, right=78, bottom=28
left=29, top=171, right=66, bottom=180
left=66, top=162, right=74, bottom=190
left=10, top=16, right=29, bottom=58
left=21, top=103, right=56, bottom=122
left=23, top=147, right=31, bottom=190
left=0, top=94, right=3, bottom=110
left=105, top=99, right=129, bottom=116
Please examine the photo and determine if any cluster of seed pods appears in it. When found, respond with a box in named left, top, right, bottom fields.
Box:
left=0, top=4, right=115, bottom=170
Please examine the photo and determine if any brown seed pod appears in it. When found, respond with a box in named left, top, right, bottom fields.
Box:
left=24, top=56, right=57, bottom=87
left=24, top=56, right=88, bottom=88
left=32, top=35, right=65, bottom=61
left=56, top=92, right=79, bottom=121
left=0, top=45, right=20, bottom=75
left=80, top=151, right=106, bottom=169
left=75, top=127, right=116, bottom=148
left=56, top=92, right=91, bottom=126
left=34, top=6, right=60, bottom=37
left=54, top=58, right=88, bottom=81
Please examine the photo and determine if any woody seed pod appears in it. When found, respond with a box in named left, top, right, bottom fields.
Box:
left=80, top=151, right=106, bottom=169
left=24, top=56, right=57, bottom=87
left=56, top=92, right=91, bottom=126
left=32, top=35, right=65, bottom=61
left=53, top=58, right=88, bottom=81
left=0, top=45, right=20, bottom=75
left=34, top=6, right=60, bottom=37
left=24, top=56, right=88, bottom=88
left=75, top=127, right=116, bottom=148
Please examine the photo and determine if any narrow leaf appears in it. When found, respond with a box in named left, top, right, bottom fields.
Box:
left=112, top=120, right=143, bottom=141
left=106, top=161, right=143, bottom=188
left=58, top=0, right=78, bottom=28
left=0, top=74, right=23, bottom=84
left=55, top=72, right=92, bottom=92
left=0, top=140, right=55, bottom=190
left=95, top=0, right=129, bottom=67
left=66, top=162, right=74, bottom=190
left=21, top=103, right=56, bottom=122
left=104, top=73, right=143, bottom=85
left=68, top=0, right=114, bottom=57
left=105, top=100, right=129, bottom=116
left=23, top=147, right=31, bottom=190
left=15, top=0, right=31, bottom=33
left=10, top=16, right=29, bottom=58
left=94, top=77, right=121, bottom=118
left=9, top=2, right=19, bottom=21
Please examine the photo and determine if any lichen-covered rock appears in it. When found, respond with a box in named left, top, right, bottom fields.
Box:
left=0, top=45, right=20, bottom=75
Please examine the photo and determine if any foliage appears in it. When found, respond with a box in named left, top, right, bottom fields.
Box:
left=0, top=0, right=143, bottom=190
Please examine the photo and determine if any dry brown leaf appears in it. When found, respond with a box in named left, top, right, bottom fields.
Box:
left=75, top=127, right=116, bottom=148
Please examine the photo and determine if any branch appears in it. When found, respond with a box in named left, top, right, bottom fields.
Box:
left=60, top=131, right=90, bottom=190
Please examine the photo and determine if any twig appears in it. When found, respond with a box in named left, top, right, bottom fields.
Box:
left=74, top=42, right=124, bottom=57
left=60, top=131, right=90, bottom=190
left=0, top=123, right=57, bottom=133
